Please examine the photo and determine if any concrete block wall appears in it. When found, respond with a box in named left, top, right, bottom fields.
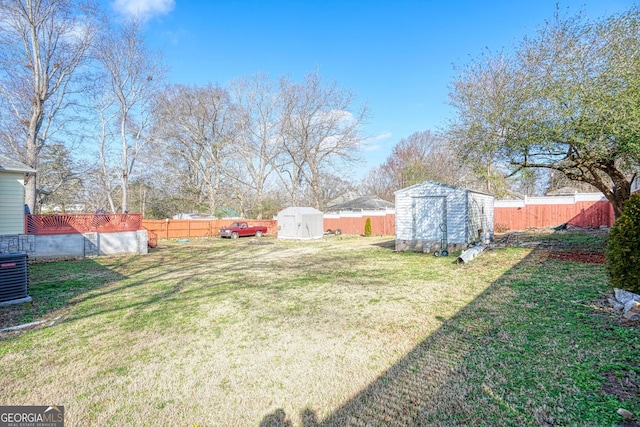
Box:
left=0, top=234, right=35, bottom=258
left=136, top=230, right=148, bottom=255
left=0, top=230, right=148, bottom=260
left=84, top=232, right=99, bottom=257
left=35, top=234, right=85, bottom=259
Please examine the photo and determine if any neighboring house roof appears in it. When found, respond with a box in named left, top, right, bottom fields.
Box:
left=0, top=155, right=36, bottom=174
left=327, top=191, right=360, bottom=206
left=327, top=195, right=394, bottom=211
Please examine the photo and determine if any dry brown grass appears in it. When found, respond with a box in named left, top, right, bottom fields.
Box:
left=0, top=236, right=535, bottom=425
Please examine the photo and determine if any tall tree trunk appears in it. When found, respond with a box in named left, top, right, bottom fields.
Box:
left=0, top=0, right=96, bottom=214
left=99, top=110, right=116, bottom=213
left=256, top=186, right=264, bottom=219
left=25, top=103, right=44, bottom=213
left=25, top=138, right=38, bottom=213
left=309, top=165, right=322, bottom=210
left=121, top=116, right=128, bottom=213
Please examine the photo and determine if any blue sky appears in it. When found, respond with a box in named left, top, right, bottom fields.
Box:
left=106, top=0, right=636, bottom=175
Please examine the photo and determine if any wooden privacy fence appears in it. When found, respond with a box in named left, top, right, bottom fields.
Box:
left=323, top=212, right=395, bottom=236
left=494, top=194, right=614, bottom=231
left=142, top=214, right=396, bottom=240
left=25, top=214, right=142, bottom=235
left=141, top=219, right=278, bottom=240
left=24, top=194, right=618, bottom=243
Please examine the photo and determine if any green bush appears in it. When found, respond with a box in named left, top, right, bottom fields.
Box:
left=364, top=217, right=372, bottom=237
left=606, top=194, right=640, bottom=293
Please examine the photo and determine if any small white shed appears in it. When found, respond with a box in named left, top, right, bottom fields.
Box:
left=395, top=181, right=494, bottom=252
left=0, top=155, right=36, bottom=235
left=277, top=207, right=324, bottom=240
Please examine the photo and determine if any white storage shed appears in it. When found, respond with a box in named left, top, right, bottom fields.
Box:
left=395, top=181, right=494, bottom=252
left=277, top=207, right=324, bottom=240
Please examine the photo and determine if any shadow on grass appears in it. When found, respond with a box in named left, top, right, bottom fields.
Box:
left=0, top=244, right=241, bottom=332
left=0, top=258, right=127, bottom=330
left=0, top=245, right=204, bottom=331
left=0, top=236, right=227, bottom=331
left=261, top=240, right=639, bottom=426
left=370, top=239, right=396, bottom=249
left=1, top=241, right=351, bottom=331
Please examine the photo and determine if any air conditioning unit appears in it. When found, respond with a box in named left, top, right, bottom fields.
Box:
left=0, top=253, right=31, bottom=306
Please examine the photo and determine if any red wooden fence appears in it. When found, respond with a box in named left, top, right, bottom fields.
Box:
left=494, top=196, right=614, bottom=231
left=323, top=214, right=395, bottom=236
left=23, top=214, right=393, bottom=242
left=141, top=219, right=278, bottom=240
left=141, top=215, right=396, bottom=240
left=25, top=195, right=617, bottom=243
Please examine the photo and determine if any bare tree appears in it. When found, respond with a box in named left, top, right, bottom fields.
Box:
left=386, top=131, right=456, bottom=188
left=230, top=73, right=285, bottom=218
left=0, top=0, right=98, bottom=212
left=84, top=66, right=120, bottom=212
left=153, top=84, right=237, bottom=215
left=317, top=173, right=357, bottom=207
left=360, top=165, right=396, bottom=202
left=361, top=131, right=465, bottom=200
left=36, top=142, right=83, bottom=212
left=92, top=17, right=163, bottom=213
left=279, top=71, right=368, bottom=210
left=546, top=170, right=596, bottom=195
left=447, top=52, right=520, bottom=196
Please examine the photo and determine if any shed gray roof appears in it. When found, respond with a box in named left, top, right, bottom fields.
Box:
left=0, top=154, right=36, bottom=173
left=395, top=180, right=494, bottom=197
left=327, top=195, right=394, bottom=211
left=279, top=206, right=323, bottom=215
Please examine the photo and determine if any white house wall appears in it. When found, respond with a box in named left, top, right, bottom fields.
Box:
left=0, top=172, right=25, bottom=235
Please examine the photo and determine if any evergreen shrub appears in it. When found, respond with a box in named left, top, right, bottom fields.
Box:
left=364, top=217, right=372, bottom=237
left=606, top=194, right=640, bottom=293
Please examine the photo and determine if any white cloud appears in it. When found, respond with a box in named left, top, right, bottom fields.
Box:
left=363, top=143, right=382, bottom=152
left=112, top=0, right=175, bottom=20
left=371, top=132, right=392, bottom=141
left=362, top=132, right=392, bottom=152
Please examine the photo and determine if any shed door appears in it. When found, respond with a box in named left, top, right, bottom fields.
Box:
left=280, top=214, right=297, bottom=236
left=413, top=196, right=446, bottom=241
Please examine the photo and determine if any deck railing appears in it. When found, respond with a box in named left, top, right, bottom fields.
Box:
left=25, top=214, right=143, bottom=235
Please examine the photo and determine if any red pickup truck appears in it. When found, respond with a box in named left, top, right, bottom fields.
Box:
left=219, top=222, right=267, bottom=239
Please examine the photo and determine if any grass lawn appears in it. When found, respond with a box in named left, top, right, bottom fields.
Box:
left=0, top=231, right=638, bottom=426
